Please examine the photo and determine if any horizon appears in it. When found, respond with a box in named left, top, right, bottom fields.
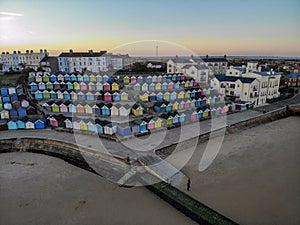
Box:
left=0, top=0, right=300, bottom=56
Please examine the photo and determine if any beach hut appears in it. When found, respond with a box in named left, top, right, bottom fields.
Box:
left=87, top=121, right=96, bottom=132
left=68, top=104, right=77, bottom=113
left=123, top=76, right=130, bottom=84
left=51, top=103, right=60, bottom=113
left=63, top=91, right=71, bottom=100
left=95, top=82, right=103, bottom=91
left=110, top=105, right=119, bottom=116
left=56, top=91, right=63, bottom=99
left=103, top=82, right=111, bottom=91
left=86, top=92, right=95, bottom=101
left=96, top=75, right=102, bottom=82
left=1, top=87, right=8, bottom=95
left=162, top=82, right=168, bottom=90
left=77, top=74, right=83, bottom=82
left=102, top=75, right=109, bottom=83
left=4, top=102, right=12, bottom=110
left=172, top=113, right=180, bottom=124
left=201, top=97, right=207, bottom=105
left=9, top=109, right=18, bottom=118
left=64, top=119, right=73, bottom=129
left=73, top=82, right=80, bottom=91
left=90, top=75, right=96, bottom=82
left=29, top=82, right=38, bottom=91
left=161, top=114, right=173, bottom=126
left=77, top=91, right=85, bottom=101
left=137, top=76, right=143, bottom=83
left=50, top=75, right=57, bottom=82
left=167, top=74, right=172, bottom=81
left=72, top=120, right=80, bottom=130
left=57, top=74, right=64, bottom=82
left=202, top=108, right=210, bottom=118
left=146, top=119, right=155, bottom=130
left=152, top=75, right=157, bottom=83
left=17, top=107, right=27, bottom=117
left=157, top=75, right=162, bottom=83
left=42, top=75, right=50, bottom=83
left=92, top=105, right=100, bottom=115
left=138, top=120, right=148, bottom=133
left=80, top=82, right=87, bottom=91
left=101, top=105, right=110, bottom=116
left=170, top=92, right=177, bottom=101
left=112, top=92, right=120, bottom=101
left=104, top=92, right=112, bottom=101
left=0, top=103, right=3, bottom=110
left=82, top=74, right=89, bottom=82
left=133, top=83, right=140, bottom=92
left=35, top=75, right=42, bottom=83
left=117, top=124, right=132, bottom=136
left=149, top=93, right=156, bottom=102
left=139, top=93, right=149, bottom=102
left=42, top=90, right=50, bottom=99
left=34, top=91, right=43, bottom=100
left=95, top=119, right=104, bottom=134
left=130, top=76, right=137, bottom=84
left=70, top=91, right=78, bottom=100
left=46, top=82, right=54, bottom=90
left=49, top=117, right=59, bottom=127
left=7, top=120, right=18, bottom=130
left=174, top=82, right=180, bottom=89
left=88, top=82, right=96, bottom=91
left=119, top=104, right=131, bottom=116
left=166, top=103, right=173, bottom=112
left=145, top=76, right=152, bottom=83
left=141, top=83, right=148, bottom=92
left=156, top=92, right=163, bottom=101
left=172, top=101, right=179, bottom=111
left=111, top=82, right=119, bottom=91
left=154, top=118, right=162, bottom=128
left=53, top=81, right=61, bottom=90
left=70, top=74, right=77, bottom=82
left=184, top=100, right=191, bottom=109
left=149, top=83, right=155, bottom=91
left=177, top=91, right=185, bottom=99
left=185, top=90, right=191, bottom=99
left=77, top=104, right=86, bottom=114
left=190, top=111, right=198, bottom=120
left=132, top=104, right=144, bottom=116
left=179, top=101, right=185, bottom=110
left=163, top=92, right=170, bottom=101
left=34, top=119, right=47, bottom=129
left=167, top=82, right=174, bottom=90
left=190, top=90, right=197, bottom=98
left=179, top=113, right=185, bottom=123
left=15, top=119, right=25, bottom=129
left=0, top=110, right=9, bottom=120
left=155, top=83, right=162, bottom=90
left=79, top=120, right=88, bottom=131
left=65, top=82, right=73, bottom=90
left=8, top=87, right=16, bottom=95
left=60, top=103, right=68, bottom=113
left=104, top=123, right=117, bottom=135
left=84, top=104, right=93, bottom=114
left=120, top=92, right=128, bottom=101
left=154, top=102, right=166, bottom=113
left=25, top=120, right=35, bottom=129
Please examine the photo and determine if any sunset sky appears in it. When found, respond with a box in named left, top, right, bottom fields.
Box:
left=0, top=0, right=299, bottom=56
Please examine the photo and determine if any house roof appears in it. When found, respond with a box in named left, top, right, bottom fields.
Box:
left=58, top=51, right=107, bottom=58
left=201, top=57, right=228, bottom=63
left=215, top=75, right=256, bottom=83
left=253, top=71, right=282, bottom=76
left=287, top=73, right=300, bottom=79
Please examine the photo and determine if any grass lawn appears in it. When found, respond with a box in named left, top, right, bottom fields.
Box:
left=0, top=72, right=26, bottom=87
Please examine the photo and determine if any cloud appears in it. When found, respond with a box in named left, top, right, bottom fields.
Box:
left=0, top=12, right=23, bottom=17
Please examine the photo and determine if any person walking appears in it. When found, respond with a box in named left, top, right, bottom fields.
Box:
left=187, top=178, right=191, bottom=191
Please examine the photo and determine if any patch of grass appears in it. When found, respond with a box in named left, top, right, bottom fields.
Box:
left=0, top=73, right=25, bottom=87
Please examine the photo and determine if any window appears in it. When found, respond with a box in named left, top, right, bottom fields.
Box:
left=245, top=92, right=247, bottom=95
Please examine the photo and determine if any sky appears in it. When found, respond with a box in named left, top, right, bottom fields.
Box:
left=0, top=0, right=299, bottom=56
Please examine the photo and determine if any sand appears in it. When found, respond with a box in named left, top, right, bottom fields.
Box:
left=0, top=152, right=196, bottom=225
left=181, top=116, right=300, bottom=225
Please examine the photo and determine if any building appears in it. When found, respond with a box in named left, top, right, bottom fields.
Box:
left=182, top=64, right=210, bottom=84
left=58, top=49, right=107, bottom=73
left=201, top=55, right=228, bottom=75
left=40, top=56, right=59, bottom=72
left=285, top=73, right=300, bottom=87
left=1, top=49, right=48, bottom=72
left=167, top=57, right=197, bottom=73
left=106, top=53, right=123, bottom=70
left=226, top=66, right=247, bottom=76
left=211, top=76, right=260, bottom=104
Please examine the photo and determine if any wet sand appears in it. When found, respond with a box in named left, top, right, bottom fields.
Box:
left=0, top=153, right=196, bottom=225
left=182, top=116, right=300, bottom=225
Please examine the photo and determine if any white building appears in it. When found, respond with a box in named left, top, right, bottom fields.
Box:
left=167, top=55, right=228, bottom=76
left=1, top=49, right=48, bottom=72
left=182, top=64, right=210, bottom=84
left=211, top=76, right=260, bottom=104
left=226, top=66, right=247, bottom=76
left=106, top=53, right=123, bottom=70
left=58, top=50, right=108, bottom=73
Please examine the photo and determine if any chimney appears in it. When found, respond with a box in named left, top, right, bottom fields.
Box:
left=13, top=50, right=17, bottom=54
left=206, top=54, right=209, bottom=59
left=224, top=54, right=227, bottom=59
left=30, top=50, right=34, bottom=53
left=89, top=49, right=93, bottom=54
left=6, top=52, right=9, bottom=54
left=26, top=50, right=29, bottom=53
left=2, top=52, right=5, bottom=54
left=40, top=49, right=43, bottom=53
left=69, top=49, right=73, bottom=54
left=18, top=51, right=21, bottom=54
left=44, top=49, right=47, bottom=53
left=175, top=55, right=178, bottom=59
left=190, top=54, right=194, bottom=59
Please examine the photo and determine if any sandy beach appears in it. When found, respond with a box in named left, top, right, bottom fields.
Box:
left=181, top=116, right=300, bottom=225
left=0, top=152, right=196, bottom=225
